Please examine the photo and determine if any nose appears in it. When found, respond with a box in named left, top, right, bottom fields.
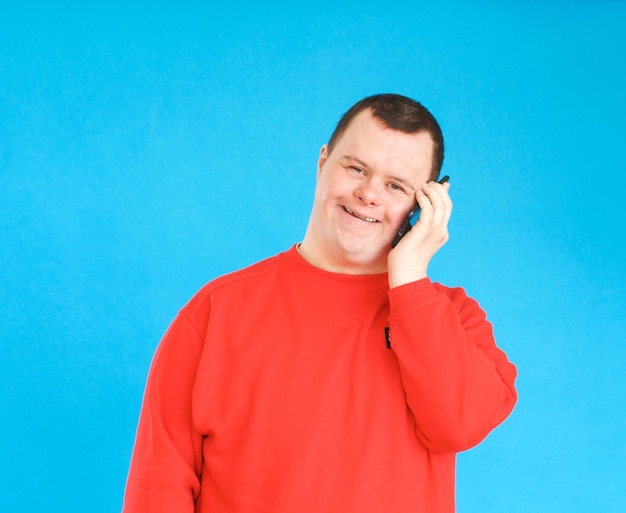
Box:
left=355, top=179, right=381, bottom=206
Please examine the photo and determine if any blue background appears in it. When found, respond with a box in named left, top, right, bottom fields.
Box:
left=2, top=1, right=625, bottom=511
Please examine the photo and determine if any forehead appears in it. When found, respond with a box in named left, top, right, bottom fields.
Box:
left=336, top=109, right=432, bottom=149
left=332, top=110, right=434, bottom=179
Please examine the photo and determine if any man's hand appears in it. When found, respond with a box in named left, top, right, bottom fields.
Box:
left=388, top=180, right=452, bottom=288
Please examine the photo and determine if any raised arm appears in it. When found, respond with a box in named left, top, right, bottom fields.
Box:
left=388, top=279, right=517, bottom=453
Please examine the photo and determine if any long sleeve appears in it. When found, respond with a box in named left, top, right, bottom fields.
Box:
left=388, top=278, right=517, bottom=454
left=122, top=311, right=205, bottom=513
left=121, top=247, right=517, bottom=512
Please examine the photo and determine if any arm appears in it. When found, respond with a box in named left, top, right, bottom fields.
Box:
left=388, top=179, right=452, bottom=288
left=122, top=312, right=204, bottom=512
left=388, top=279, right=517, bottom=453
left=387, top=180, right=516, bottom=452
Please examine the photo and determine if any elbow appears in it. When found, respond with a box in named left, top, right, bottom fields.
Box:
left=415, top=424, right=484, bottom=454
left=415, top=386, right=518, bottom=454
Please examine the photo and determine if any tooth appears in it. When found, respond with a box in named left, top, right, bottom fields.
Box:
left=345, top=206, right=376, bottom=223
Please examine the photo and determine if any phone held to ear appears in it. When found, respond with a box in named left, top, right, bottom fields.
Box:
left=391, top=175, right=450, bottom=248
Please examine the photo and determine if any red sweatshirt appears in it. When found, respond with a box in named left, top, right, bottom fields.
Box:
left=123, top=245, right=517, bottom=513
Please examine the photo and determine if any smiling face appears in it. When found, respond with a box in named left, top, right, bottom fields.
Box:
left=300, top=109, right=435, bottom=274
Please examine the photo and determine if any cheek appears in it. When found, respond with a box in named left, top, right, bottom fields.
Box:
left=315, top=182, right=334, bottom=208
left=313, top=180, right=340, bottom=215
left=387, top=202, right=413, bottom=228
left=317, top=173, right=349, bottom=202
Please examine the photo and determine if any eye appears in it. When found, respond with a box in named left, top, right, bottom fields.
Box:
left=388, top=182, right=406, bottom=193
left=350, top=166, right=366, bottom=175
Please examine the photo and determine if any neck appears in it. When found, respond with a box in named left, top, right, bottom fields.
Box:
left=297, top=237, right=388, bottom=276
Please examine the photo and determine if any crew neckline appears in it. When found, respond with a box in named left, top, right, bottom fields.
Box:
left=280, top=244, right=390, bottom=294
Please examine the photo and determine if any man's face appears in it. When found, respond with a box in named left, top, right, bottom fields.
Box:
left=307, top=109, right=434, bottom=274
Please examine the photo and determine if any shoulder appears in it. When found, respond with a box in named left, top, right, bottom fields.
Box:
left=180, top=249, right=290, bottom=323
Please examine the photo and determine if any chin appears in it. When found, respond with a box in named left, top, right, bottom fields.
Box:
left=337, top=241, right=389, bottom=272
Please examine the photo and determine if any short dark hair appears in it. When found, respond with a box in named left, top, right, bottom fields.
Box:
left=327, top=94, right=444, bottom=180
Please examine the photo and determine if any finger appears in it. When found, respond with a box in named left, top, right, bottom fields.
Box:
left=421, top=182, right=452, bottom=234
left=425, top=179, right=451, bottom=201
left=430, top=180, right=452, bottom=210
left=423, top=182, right=451, bottom=221
left=414, top=188, right=432, bottom=223
left=415, top=196, right=442, bottom=239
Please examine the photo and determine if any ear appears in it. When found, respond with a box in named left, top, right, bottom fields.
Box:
left=316, top=144, right=329, bottom=178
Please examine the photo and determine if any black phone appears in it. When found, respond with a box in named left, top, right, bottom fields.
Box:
left=391, top=175, right=450, bottom=248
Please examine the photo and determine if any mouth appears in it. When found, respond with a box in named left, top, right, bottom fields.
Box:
left=343, top=206, right=379, bottom=223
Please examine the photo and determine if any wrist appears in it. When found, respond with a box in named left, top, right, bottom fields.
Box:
left=388, top=264, right=428, bottom=289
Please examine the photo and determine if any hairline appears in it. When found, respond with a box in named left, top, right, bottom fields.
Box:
left=327, top=108, right=440, bottom=180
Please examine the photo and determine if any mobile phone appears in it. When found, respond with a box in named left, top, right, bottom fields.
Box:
left=391, top=175, right=450, bottom=248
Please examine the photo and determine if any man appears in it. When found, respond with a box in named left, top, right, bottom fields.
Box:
left=122, top=94, right=517, bottom=512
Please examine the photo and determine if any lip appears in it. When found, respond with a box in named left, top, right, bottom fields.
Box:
left=342, top=206, right=379, bottom=223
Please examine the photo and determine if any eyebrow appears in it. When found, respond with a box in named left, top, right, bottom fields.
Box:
left=340, top=155, right=417, bottom=192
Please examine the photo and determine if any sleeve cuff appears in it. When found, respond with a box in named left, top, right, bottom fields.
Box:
left=388, top=277, right=443, bottom=316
